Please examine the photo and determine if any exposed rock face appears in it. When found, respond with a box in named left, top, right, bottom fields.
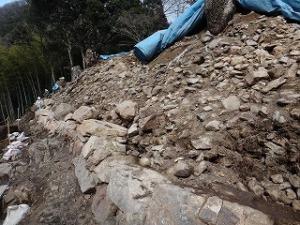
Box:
left=205, top=0, right=236, bottom=35
left=73, top=156, right=97, bottom=193
left=77, top=119, right=128, bottom=138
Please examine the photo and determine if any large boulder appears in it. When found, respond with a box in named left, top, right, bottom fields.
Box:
left=73, top=156, right=98, bottom=193
left=82, top=136, right=126, bottom=167
left=92, top=185, right=118, bottom=225
left=205, top=0, right=236, bottom=35
left=106, top=165, right=170, bottom=225
left=145, top=184, right=206, bottom=225
left=116, top=100, right=138, bottom=121
left=72, top=106, right=95, bottom=123
left=93, top=155, right=137, bottom=183
left=77, top=119, right=128, bottom=138
left=53, top=103, right=74, bottom=121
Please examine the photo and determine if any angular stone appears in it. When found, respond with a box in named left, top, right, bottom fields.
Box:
left=107, top=165, right=169, bottom=225
left=93, top=155, right=137, bottom=183
left=82, top=136, right=126, bottom=166
left=248, top=178, right=264, bottom=196
left=262, top=77, right=287, bottom=93
left=230, top=56, right=245, bottom=66
left=72, top=106, right=94, bottom=122
left=3, top=204, right=30, bottom=225
left=265, top=185, right=281, bottom=201
left=77, top=119, right=127, bottom=138
left=243, top=206, right=274, bottom=225
left=92, top=185, right=118, bottom=225
left=53, top=103, right=74, bottom=120
left=116, top=100, right=138, bottom=121
left=216, top=205, right=240, bottom=225
left=145, top=184, right=206, bottom=225
left=286, top=189, right=297, bottom=200
left=199, top=196, right=223, bottom=224
left=73, top=156, right=97, bottom=193
left=205, top=120, right=222, bottom=131
left=270, top=174, right=284, bottom=184
left=222, top=96, right=241, bottom=111
left=191, top=136, right=212, bottom=150
left=128, top=123, right=138, bottom=137
left=0, top=163, right=12, bottom=179
left=289, top=175, right=300, bottom=188
left=194, top=161, right=209, bottom=176
left=139, top=114, right=166, bottom=132
left=246, top=67, right=269, bottom=85
left=0, top=185, right=8, bottom=198
left=171, top=161, right=193, bottom=178
left=292, top=200, right=300, bottom=211
left=290, top=108, right=300, bottom=120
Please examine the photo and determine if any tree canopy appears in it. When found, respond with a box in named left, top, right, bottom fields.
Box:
left=0, top=0, right=168, bottom=122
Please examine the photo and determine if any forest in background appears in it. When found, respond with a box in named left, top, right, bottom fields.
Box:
left=0, top=0, right=170, bottom=122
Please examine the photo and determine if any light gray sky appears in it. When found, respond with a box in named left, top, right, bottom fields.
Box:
left=0, top=0, right=14, bottom=6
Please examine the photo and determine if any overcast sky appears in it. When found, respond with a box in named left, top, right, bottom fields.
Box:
left=0, top=0, right=14, bottom=6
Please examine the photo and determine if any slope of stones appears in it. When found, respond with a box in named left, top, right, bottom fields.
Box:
left=3, top=11, right=299, bottom=225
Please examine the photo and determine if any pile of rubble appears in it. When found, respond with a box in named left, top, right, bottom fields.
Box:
left=1, top=11, right=300, bottom=225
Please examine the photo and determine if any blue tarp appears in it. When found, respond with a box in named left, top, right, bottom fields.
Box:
left=239, top=0, right=300, bottom=22
left=134, top=0, right=205, bottom=62
left=99, top=52, right=129, bottom=60
left=134, top=0, right=300, bottom=62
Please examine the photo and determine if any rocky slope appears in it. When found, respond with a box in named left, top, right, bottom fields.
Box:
left=1, top=11, right=300, bottom=225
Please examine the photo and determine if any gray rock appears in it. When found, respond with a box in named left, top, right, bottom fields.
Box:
left=292, top=200, right=300, bottom=211
left=116, top=100, right=138, bottom=121
left=92, top=185, right=117, bottom=225
left=290, top=108, right=300, bottom=120
left=222, top=96, right=241, bottom=111
left=139, top=157, right=151, bottom=167
left=265, top=185, right=281, bottom=201
left=191, top=136, right=212, bottom=150
left=279, top=182, right=291, bottom=190
left=107, top=165, right=169, bottom=225
left=145, top=184, right=206, bottom=225
left=272, top=111, right=287, bottom=124
left=289, top=175, right=300, bottom=188
left=248, top=178, right=264, bottom=196
left=3, top=204, right=30, bottom=225
left=77, top=119, right=128, bottom=138
left=205, top=120, right=222, bottom=131
left=262, top=77, right=287, bottom=93
left=246, top=67, right=269, bottom=85
left=82, top=136, right=126, bottom=166
left=194, top=161, right=209, bottom=176
left=265, top=142, right=285, bottom=155
left=171, top=161, right=193, bottom=178
left=286, top=189, right=297, bottom=200
left=205, top=0, right=236, bottom=35
left=0, top=185, right=8, bottom=198
left=199, top=196, right=222, bottom=224
left=128, top=123, right=139, bottom=137
left=93, top=155, right=137, bottom=183
left=53, top=103, right=74, bottom=120
left=0, top=163, right=12, bottom=179
left=230, top=56, right=246, bottom=66
left=73, top=156, right=97, bottom=193
left=271, top=174, right=284, bottom=184
left=72, top=106, right=94, bottom=122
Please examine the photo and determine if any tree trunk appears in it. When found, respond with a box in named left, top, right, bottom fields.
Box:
left=51, top=65, right=56, bottom=84
left=5, top=86, right=15, bottom=121
left=67, top=44, right=74, bottom=69
left=80, top=47, right=86, bottom=70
